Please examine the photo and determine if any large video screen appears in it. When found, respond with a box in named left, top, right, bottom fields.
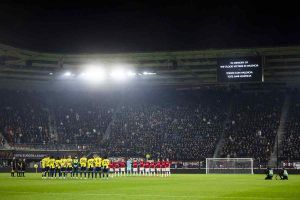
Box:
left=217, top=57, right=263, bottom=82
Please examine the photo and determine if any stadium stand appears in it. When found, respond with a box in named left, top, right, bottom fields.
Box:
left=105, top=89, right=229, bottom=161
left=1, top=87, right=297, bottom=168
left=281, top=90, right=300, bottom=161
left=54, top=92, right=113, bottom=147
left=0, top=90, right=49, bottom=146
left=221, top=90, right=284, bottom=167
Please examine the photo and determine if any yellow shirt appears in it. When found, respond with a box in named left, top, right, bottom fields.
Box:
left=45, top=157, right=50, bottom=167
left=94, top=157, right=102, bottom=167
left=102, top=159, right=110, bottom=168
left=61, top=159, right=67, bottom=168
left=67, top=158, right=73, bottom=168
left=80, top=157, right=87, bottom=167
left=55, top=159, right=61, bottom=169
left=41, top=158, right=46, bottom=168
left=87, top=158, right=94, bottom=168
left=49, top=158, right=55, bottom=169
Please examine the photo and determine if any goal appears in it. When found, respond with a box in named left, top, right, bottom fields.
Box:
left=206, top=158, right=254, bottom=174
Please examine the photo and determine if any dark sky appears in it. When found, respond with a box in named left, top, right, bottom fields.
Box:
left=0, top=0, right=299, bottom=53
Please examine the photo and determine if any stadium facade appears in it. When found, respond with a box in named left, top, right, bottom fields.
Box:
left=1, top=43, right=300, bottom=86
left=1, top=43, right=300, bottom=173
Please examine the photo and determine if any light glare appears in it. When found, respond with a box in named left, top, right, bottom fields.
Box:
left=82, top=68, right=106, bottom=83
left=127, top=71, right=136, bottom=77
left=64, top=71, right=72, bottom=76
left=143, top=71, right=156, bottom=75
left=110, top=69, right=128, bottom=81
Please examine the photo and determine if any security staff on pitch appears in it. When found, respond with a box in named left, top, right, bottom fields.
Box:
left=10, top=157, right=17, bottom=177
left=265, top=167, right=273, bottom=180
left=279, top=168, right=288, bottom=180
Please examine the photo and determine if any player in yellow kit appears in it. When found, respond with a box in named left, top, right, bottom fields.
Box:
left=66, top=156, right=73, bottom=178
left=41, top=156, right=47, bottom=178
left=44, top=156, right=50, bottom=178
left=87, top=157, right=95, bottom=178
left=49, top=156, right=56, bottom=178
left=80, top=156, right=87, bottom=179
left=102, top=157, right=110, bottom=179
left=54, top=157, right=61, bottom=178
left=94, top=155, right=102, bottom=178
left=61, top=157, right=67, bottom=178
left=46, top=157, right=51, bottom=177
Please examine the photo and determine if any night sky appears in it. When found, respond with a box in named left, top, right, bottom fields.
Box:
left=0, top=0, right=299, bottom=53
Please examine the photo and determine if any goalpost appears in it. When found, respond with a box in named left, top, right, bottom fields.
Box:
left=206, top=158, right=254, bottom=174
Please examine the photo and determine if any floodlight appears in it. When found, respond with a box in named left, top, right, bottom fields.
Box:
left=81, top=67, right=106, bottom=83
left=127, top=71, right=136, bottom=77
left=110, top=68, right=128, bottom=81
left=142, top=71, right=156, bottom=75
left=64, top=71, right=72, bottom=76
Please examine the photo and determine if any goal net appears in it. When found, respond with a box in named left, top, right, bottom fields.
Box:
left=206, top=158, right=254, bottom=174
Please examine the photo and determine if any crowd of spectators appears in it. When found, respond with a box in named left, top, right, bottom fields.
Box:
left=53, top=92, right=113, bottom=146
left=0, top=90, right=49, bottom=145
left=281, top=91, right=300, bottom=161
left=105, top=89, right=229, bottom=161
left=221, top=91, right=283, bottom=167
left=0, top=88, right=299, bottom=167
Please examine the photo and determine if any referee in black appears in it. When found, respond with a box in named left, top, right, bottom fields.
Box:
left=10, top=157, right=17, bottom=177
left=20, top=158, right=26, bottom=177
left=17, top=158, right=22, bottom=177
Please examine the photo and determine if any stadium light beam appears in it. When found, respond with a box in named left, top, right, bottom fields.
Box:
left=110, top=68, right=135, bottom=81
left=127, top=71, right=136, bottom=77
left=142, top=71, right=156, bottom=75
left=63, top=71, right=72, bottom=77
left=81, top=67, right=106, bottom=83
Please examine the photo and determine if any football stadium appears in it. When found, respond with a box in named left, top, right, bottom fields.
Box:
left=1, top=1, right=300, bottom=200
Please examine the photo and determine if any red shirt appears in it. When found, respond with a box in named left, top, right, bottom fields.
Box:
left=165, top=161, right=170, bottom=168
left=139, top=161, right=144, bottom=167
left=133, top=161, right=138, bottom=168
left=161, top=161, right=166, bottom=168
left=114, top=162, right=119, bottom=168
left=156, top=162, right=161, bottom=168
left=108, top=163, right=114, bottom=169
left=145, top=162, right=150, bottom=168
left=150, top=162, right=155, bottom=168
left=120, top=162, right=125, bottom=168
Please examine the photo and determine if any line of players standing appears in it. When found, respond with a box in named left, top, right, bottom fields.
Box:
left=41, top=155, right=110, bottom=179
left=40, top=155, right=171, bottom=179
left=10, top=157, right=26, bottom=177
left=112, top=158, right=171, bottom=177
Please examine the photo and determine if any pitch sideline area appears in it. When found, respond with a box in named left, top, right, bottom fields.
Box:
left=0, top=173, right=299, bottom=200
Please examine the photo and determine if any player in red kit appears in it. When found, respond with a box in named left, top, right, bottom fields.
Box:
left=139, top=159, right=145, bottom=176
left=132, top=159, right=138, bottom=175
left=120, top=160, right=126, bottom=176
left=156, top=159, right=161, bottom=176
left=144, top=160, right=150, bottom=176
left=161, top=159, right=166, bottom=177
left=165, top=158, right=171, bottom=176
left=108, top=161, right=114, bottom=178
left=114, top=161, right=120, bottom=177
left=150, top=161, right=155, bottom=176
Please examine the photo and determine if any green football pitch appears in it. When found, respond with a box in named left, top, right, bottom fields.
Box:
left=0, top=173, right=299, bottom=200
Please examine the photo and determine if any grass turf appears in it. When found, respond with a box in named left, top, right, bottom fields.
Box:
left=0, top=173, right=299, bottom=200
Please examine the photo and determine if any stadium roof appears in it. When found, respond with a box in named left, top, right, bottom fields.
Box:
left=1, top=43, right=300, bottom=86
